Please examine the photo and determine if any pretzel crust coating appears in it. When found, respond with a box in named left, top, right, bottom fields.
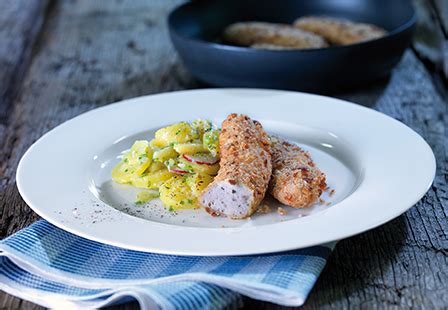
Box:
left=294, top=16, right=387, bottom=45
left=200, top=114, right=272, bottom=219
left=269, top=136, right=327, bottom=208
left=224, top=22, right=328, bottom=49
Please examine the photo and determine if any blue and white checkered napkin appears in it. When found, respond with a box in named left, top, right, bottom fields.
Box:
left=0, top=220, right=334, bottom=309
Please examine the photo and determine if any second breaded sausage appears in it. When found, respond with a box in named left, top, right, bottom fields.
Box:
left=223, top=22, right=328, bottom=49
left=294, top=16, right=387, bottom=45
left=269, top=136, right=327, bottom=208
left=200, top=114, right=272, bottom=219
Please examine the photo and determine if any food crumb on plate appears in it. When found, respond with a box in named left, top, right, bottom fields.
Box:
left=257, top=204, right=271, bottom=214
left=319, top=198, right=325, bottom=204
left=329, top=189, right=336, bottom=196
left=277, top=207, right=287, bottom=216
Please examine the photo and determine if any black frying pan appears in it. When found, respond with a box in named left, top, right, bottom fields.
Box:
left=168, top=0, right=416, bottom=92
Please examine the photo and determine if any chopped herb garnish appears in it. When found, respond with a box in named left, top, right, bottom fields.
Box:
left=138, top=154, right=148, bottom=161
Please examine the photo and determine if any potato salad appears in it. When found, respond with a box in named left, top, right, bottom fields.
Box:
left=112, top=120, right=220, bottom=210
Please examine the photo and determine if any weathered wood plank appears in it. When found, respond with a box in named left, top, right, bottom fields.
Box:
left=1, top=1, right=447, bottom=309
left=0, top=0, right=49, bottom=108
left=433, top=0, right=448, bottom=36
left=0, top=0, right=49, bottom=170
left=0, top=291, right=42, bottom=310
left=412, top=0, right=448, bottom=86
left=412, top=0, right=446, bottom=66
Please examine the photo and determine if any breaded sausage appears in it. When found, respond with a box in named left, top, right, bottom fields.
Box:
left=223, top=22, right=328, bottom=49
left=294, top=16, right=387, bottom=45
left=200, top=114, right=272, bottom=219
left=269, top=136, right=326, bottom=208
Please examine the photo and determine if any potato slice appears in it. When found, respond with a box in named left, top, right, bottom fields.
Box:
left=131, top=173, right=151, bottom=189
left=125, top=140, right=153, bottom=176
left=149, top=161, right=165, bottom=172
left=159, top=175, right=197, bottom=210
left=186, top=173, right=214, bottom=197
left=150, top=138, right=165, bottom=149
left=178, top=157, right=219, bottom=175
left=146, top=169, right=174, bottom=189
left=153, top=146, right=178, bottom=163
left=154, top=122, right=198, bottom=147
left=111, top=161, right=134, bottom=184
left=173, top=143, right=207, bottom=154
left=135, top=190, right=159, bottom=204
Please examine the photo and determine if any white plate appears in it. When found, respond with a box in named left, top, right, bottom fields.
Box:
left=16, top=89, right=435, bottom=256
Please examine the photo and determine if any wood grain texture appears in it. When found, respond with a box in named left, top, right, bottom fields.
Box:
left=412, top=0, right=448, bottom=85
left=433, top=0, right=448, bottom=36
left=0, top=0, right=447, bottom=309
left=0, top=0, right=49, bottom=210
left=413, top=0, right=446, bottom=64
left=0, top=0, right=49, bottom=124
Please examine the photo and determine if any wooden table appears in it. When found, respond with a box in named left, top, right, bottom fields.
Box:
left=1, top=1, right=447, bottom=309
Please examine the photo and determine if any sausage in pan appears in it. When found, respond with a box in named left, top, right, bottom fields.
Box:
left=294, top=16, right=387, bottom=45
left=223, top=22, right=328, bottom=49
